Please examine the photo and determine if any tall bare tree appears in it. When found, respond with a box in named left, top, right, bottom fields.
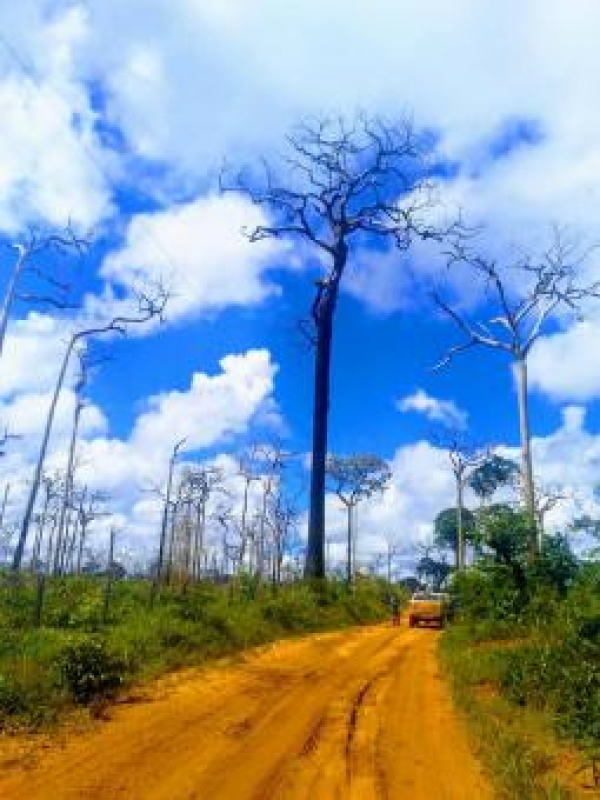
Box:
left=153, top=437, right=187, bottom=592
left=54, top=351, right=104, bottom=570
left=12, top=286, right=168, bottom=570
left=0, top=226, right=85, bottom=360
left=225, top=114, right=458, bottom=577
left=434, top=229, right=599, bottom=558
left=326, top=453, right=391, bottom=581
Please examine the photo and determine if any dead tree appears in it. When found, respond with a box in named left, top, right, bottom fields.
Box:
left=73, top=489, right=109, bottom=575
left=267, top=491, right=299, bottom=584
left=534, top=484, right=572, bottom=544
left=0, top=226, right=85, bottom=359
left=326, top=453, right=391, bottom=582
left=253, top=444, right=293, bottom=580
left=185, top=465, right=226, bottom=580
left=30, top=472, right=62, bottom=572
left=12, top=286, right=168, bottom=570
left=225, top=114, right=458, bottom=577
left=236, top=447, right=261, bottom=572
left=154, top=438, right=187, bottom=590
left=54, top=351, right=103, bottom=570
left=433, top=229, right=600, bottom=558
left=383, top=536, right=401, bottom=584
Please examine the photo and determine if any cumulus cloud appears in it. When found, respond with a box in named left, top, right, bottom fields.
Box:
left=100, top=194, right=292, bottom=324
left=322, top=406, right=600, bottom=571
left=0, top=4, right=113, bottom=232
left=528, top=321, right=600, bottom=402
left=397, top=389, right=468, bottom=430
left=0, top=346, right=280, bottom=558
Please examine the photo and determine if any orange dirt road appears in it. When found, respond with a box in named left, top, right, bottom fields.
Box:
left=0, top=625, right=492, bottom=799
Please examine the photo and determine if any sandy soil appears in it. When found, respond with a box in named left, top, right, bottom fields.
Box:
left=0, top=624, right=492, bottom=799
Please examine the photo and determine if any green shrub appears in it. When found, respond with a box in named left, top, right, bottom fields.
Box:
left=500, top=637, right=600, bottom=748
left=0, top=674, right=27, bottom=716
left=57, top=638, right=128, bottom=704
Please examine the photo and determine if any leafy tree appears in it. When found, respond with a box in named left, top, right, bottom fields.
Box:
left=530, top=533, right=579, bottom=595
left=473, top=504, right=531, bottom=590
left=434, top=507, right=476, bottom=556
left=468, top=455, right=519, bottom=504
left=416, top=553, right=452, bottom=590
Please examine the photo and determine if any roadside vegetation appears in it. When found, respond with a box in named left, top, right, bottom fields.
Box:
left=435, top=504, right=600, bottom=798
left=0, top=571, right=403, bottom=730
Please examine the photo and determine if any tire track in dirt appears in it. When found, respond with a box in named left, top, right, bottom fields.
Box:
left=0, top=624, right=492, bottom=799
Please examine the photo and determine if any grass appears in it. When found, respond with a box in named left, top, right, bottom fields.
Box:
left=0, top=571, right=403, bottom=730
left=440, top=623, right=595, bottom=799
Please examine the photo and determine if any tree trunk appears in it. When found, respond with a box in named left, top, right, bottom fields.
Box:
left=306, top=277, right=340, bottom=578
left=76, top=521, right=88, bottom=574
left=13, top=335, right=76, bottom=570
left=346, top=502, right=352, bottom=583
left=0, top=483, right=10, bottom=532
left=0, top=248, right=27, bottom=360
left=30, top=491, right=51, bottom=572
left=156, top=450, right=177, bottom=584
left=515, top=356, right=537, bottom=558
left=103, top=528, right=116, bottom=624
left=456, top=477, right=465, bottom=571
left=239, top=479, right=250, bottom=570
left=55, top=397, right=83, bottom=570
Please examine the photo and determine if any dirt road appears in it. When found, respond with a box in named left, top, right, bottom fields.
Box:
left=0, top=625, right=491, bottom=799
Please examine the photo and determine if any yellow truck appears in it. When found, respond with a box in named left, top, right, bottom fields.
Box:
left=408, top=591, right=449, bottom=628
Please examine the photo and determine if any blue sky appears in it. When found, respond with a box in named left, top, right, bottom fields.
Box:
left=2, top=1, right=600, bottom=568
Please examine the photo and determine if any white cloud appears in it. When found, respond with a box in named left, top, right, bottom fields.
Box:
left=322, top=405, right=600, bottom=570
left=397, top=389, right=468, bottom=430
left=0, top=313, right=69, bottom=397
left=0, top=4, right=113, bottom=232
left=129, top=349, right=279, bottom=454
left=73, top=349, right=279, bottom=507
left=100, top=194, right=291, bottom=324
left=528, top=320, right=600, bottom=402
left=0, top=346, right=281, bottom=562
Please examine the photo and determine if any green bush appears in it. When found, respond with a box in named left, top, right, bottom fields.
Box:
left=0, top=574, right=393, bottom=727
left=0, top=674, right=27, bottom=716
left=500, top=637, right=600, bottom=747
left=57, top=638, right=129, bottom=704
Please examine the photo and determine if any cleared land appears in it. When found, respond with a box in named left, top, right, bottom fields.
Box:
left=0, top=624, right=491, bottom=799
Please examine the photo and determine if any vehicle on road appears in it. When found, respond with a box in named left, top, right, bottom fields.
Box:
left=408, top=591, right=449, bottom=628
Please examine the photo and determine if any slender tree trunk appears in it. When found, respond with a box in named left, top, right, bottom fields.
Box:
left=0, top=483, right=10, bottom=532
left=346, top=502, right=352, bottom=583
left=515, top=356, right=537, bottom=558
left=165, top=503, right=178, bottom=584
left=44, top=513, right=59, bottom=576
left=352, top=504, right=358, bottom=576
left=196, top=502, right=206, bottom=580
left=76, top=521, right=88, bottom=574
left=13, top=336, right=76, bottom=570
left=456, top=476, right=465, bottom=571
left=55, top=397, right=83, bottom=568
left=0, top=249, right=26, bottom=360
left=239, top=477, right=252, bottom=571
left=257, top=488, right=268, bottom=581
left=306, top=279, right=339, bottom=578
left=103, top=528, right=116, bottom=623
left=30, top=491, right=51, bottom=572
left=183, top=501, right=193, bottom=581
left=155, top=450, right=177, bottom=584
